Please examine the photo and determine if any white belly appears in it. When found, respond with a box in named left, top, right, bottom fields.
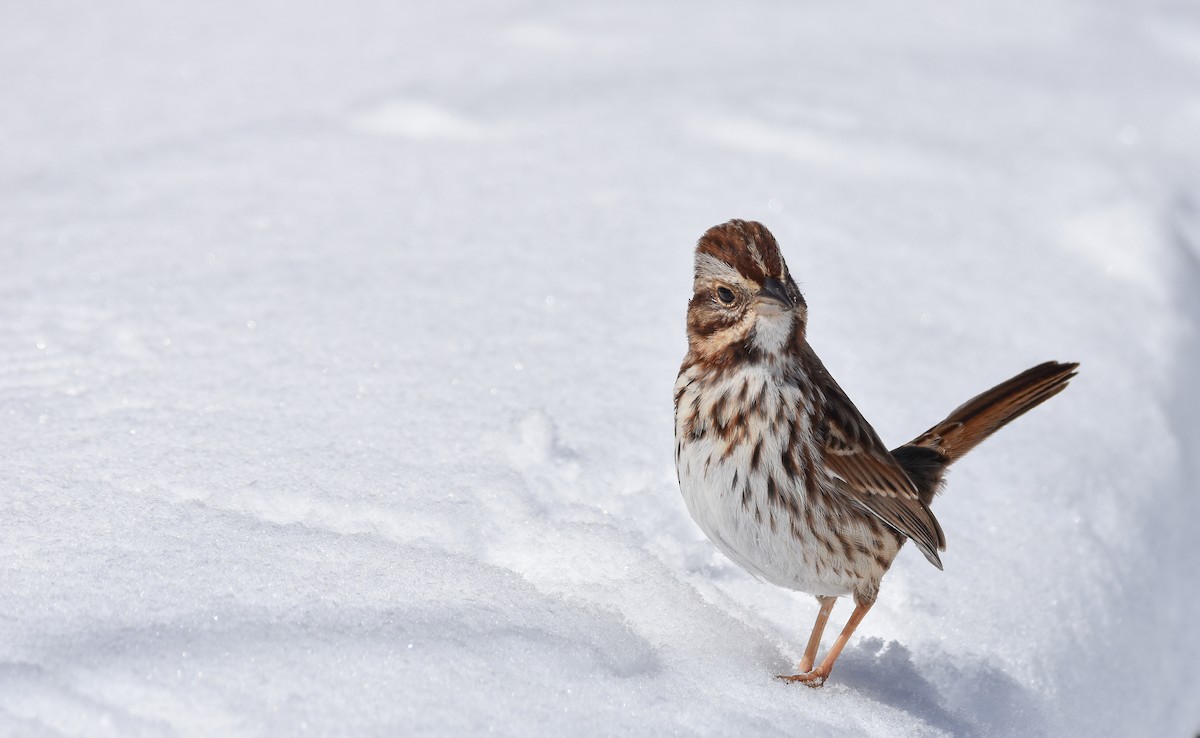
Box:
left=674, top=368, right=896, bottom=598
left=676, top=441, right=856, bottom=596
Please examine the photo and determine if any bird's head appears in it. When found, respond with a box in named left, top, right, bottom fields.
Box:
left=685, top=219, right=807, bottom=364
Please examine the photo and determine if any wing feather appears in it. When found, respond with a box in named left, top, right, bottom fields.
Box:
left=802, top=347, right=946, bottom=568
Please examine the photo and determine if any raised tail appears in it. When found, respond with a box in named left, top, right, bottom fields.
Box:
left=892, top=361, right=1079, bottom=505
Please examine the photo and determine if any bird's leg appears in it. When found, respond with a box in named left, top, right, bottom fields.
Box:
left=796, top=596, right=837, bottom=674
left=778, top=599, right=874, bottom=687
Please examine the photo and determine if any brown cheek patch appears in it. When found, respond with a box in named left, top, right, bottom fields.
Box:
left=686, top=295, right=749, bottom=348
left=686, top=304, right=724, bottom=339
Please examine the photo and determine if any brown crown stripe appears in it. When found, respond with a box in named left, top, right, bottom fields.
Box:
left=696, top=219, right=786, bottom=283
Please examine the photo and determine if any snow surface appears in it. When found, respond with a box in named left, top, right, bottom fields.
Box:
left=3, top=0, right=1200, bottom=735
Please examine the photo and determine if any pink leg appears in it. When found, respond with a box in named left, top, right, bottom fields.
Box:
left=778, top=600, right=873, bottom=688
left=796, top=596, right=837, bottom=674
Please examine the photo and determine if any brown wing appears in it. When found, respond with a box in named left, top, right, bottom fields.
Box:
left=804, top=347, right=947, bottom=569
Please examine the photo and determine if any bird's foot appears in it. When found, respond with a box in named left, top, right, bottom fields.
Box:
left=776, top=669, right=828, bottom=688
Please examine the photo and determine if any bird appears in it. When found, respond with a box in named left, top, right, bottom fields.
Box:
left=673, top=219, right=1078, bottom=687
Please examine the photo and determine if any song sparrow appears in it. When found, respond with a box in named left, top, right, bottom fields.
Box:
left=673, top=220, right=1077, bottom=687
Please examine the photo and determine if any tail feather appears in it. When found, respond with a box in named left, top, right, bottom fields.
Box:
left=914, top=361, right=1079, bottom=462
left=893, top=361, right=1079, bottom=504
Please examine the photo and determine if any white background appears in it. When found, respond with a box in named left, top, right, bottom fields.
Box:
left=2, top=1, right=1198, bottom=735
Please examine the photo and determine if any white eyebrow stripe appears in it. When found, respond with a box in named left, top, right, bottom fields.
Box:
left=694, top=253, right=742, bottom=282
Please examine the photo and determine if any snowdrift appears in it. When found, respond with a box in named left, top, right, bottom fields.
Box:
left=2, top=1, right=1198, bottom=735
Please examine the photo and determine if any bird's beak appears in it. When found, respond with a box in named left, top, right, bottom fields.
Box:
left=756, top=278, right=794, bottom=312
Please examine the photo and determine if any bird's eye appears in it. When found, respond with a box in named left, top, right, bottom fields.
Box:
left=716, top=286, right=736, bottom=305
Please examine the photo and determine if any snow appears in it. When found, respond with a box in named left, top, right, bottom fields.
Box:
left=2, top=0, right=1199, bottom=735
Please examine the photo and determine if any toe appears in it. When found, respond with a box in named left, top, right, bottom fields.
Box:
left=776, top=670, right=828, bottom=688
